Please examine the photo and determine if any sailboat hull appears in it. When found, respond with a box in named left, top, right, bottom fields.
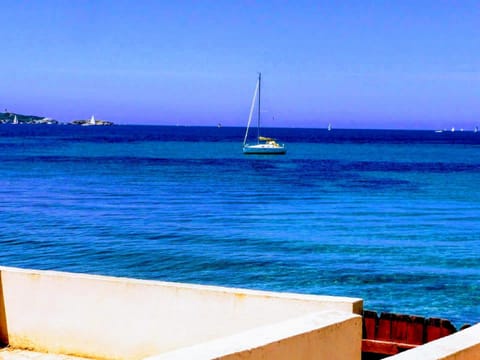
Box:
left=243, top=144, right=286, bottom=155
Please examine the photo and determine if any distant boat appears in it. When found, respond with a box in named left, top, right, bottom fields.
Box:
left=243, top=73, right=286, bottom=155
left=475, top=126, right=478, bottom=133
left=327, top=123, right=332, bottom=131
left=12, top=115, right=18, bottom=125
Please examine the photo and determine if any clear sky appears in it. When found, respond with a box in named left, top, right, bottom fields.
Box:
left=1, top=0, right=479, bottom=129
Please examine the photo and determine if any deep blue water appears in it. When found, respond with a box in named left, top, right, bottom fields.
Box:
left=1, top=125, right=479, bottom=327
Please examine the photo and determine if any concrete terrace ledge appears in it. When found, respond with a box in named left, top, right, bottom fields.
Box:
left=2, top=267, right=479, bottom=359
left=146, top=311, right=359, bottom=360
left=0, top=266, right=362, bottom=359
left=386, top=323, right=480, bottom=360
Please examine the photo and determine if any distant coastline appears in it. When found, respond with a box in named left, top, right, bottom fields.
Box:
left=0, top=111, right=58, bottom=125
left=0, top=111, right=114, bottom=126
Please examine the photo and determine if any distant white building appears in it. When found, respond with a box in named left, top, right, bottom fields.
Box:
left=71, top=115, right=113, bottom=126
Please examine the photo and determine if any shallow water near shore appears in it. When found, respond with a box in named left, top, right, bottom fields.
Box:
left=0, top=125, right=479, bottom=326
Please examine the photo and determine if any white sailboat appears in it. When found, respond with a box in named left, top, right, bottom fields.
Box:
left=243, top=73, right=286, bottom=155
left=12, top=115, right=18, bottom=125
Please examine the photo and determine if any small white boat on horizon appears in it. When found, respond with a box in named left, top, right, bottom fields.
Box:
left=243, top=73, right=286, bottom=155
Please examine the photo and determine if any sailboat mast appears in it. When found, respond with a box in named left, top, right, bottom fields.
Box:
left=257, top=72, right=261, bottom=143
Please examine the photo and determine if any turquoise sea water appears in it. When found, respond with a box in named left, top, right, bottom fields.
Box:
left=0, top=125, right=479, bottom=326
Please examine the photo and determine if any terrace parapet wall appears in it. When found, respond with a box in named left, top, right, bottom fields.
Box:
left=0, top=266, right=362, bottom=360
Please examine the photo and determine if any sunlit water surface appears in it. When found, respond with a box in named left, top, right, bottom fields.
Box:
left=0, top=125, right=479, bottom=326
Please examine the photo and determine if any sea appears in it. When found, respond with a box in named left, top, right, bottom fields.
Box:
left=0, top=124, right=479, bottom=327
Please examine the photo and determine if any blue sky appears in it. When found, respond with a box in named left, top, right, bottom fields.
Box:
left=1, top=1, right=479, bottom=129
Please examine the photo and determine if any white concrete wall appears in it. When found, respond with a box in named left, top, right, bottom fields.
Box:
left=0, top=266, right=362, bottom=360
left=386, top=323, right=480, bottom=360
left=147, top=311, right=362, bottom=360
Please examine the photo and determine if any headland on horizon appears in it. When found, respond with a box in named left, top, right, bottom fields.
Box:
left=0, top=111, right=114, bottom=126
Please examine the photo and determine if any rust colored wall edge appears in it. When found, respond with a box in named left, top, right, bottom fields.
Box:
left=0, top=272, right=8, bottom=346
left=362, top=309, right=471, bottom=358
